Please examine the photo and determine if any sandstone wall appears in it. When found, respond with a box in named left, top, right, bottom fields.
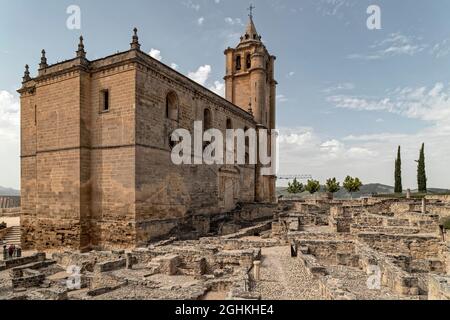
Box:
left=19, top=46, right=275, bottom=250
left=88, top=64, right=137, bottom=249
left=134, top=55, right=257, bottom=243
left=20, top=53, right=138, bottom=250
left=357, top=233, right=443, bottom=261
left=21, top=71, right=85, bottom=250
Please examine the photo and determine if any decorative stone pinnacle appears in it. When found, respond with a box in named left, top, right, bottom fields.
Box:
left=39, top=49, right=48, bottom=69
left=22, top=64, right=31, bottom=83
left=130, top=27, right=141, bottom=50
left=248, top=100, right=253, bottom=116
left=76, top=35, right=86, bottom=58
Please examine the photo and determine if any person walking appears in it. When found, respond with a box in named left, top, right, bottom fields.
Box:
left=8, top=244, right=14, bottom=259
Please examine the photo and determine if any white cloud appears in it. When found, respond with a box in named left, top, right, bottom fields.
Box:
left=348, top=32, right=427, bottom=60
left=430, top=39, right=450, bottom=58
left=277, top=126, right=383, bottom=187
left=278, top=81, right=450, bottom=188
left=323, top=82, right=355, bottom=93
left=320, top=139, right=344, bottom=155
left=0, top=90, right=20, bottom=189
left=276, top=94, right=288, bottom=103
left=277, top=124, right=450, bottom=189
left=317, top=82, right=450, bottom=188
left=327, top=82, right=450, bottom=126
left=183, top=0, right=200, bottom=11
left=209, top=81, right=225, bottom=97
left=224, top=17, right=243, bottom=26
left=170, top=63, right=179, bottom=70
left=197, top=17, right=205, bottom=26
left=287, top=71, right=295, bottom=77
left=149, top=48, right=162, bottom=61
left=316, top=0, right=356, bottom=18
left=188, top=65, right=211, bottom=86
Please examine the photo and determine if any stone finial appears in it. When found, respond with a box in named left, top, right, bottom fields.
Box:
left=39, top=49, right=48, bottom=70
left=248, top=100, right=253, bottom=116
left=76, top=35, right=86, bottom=58
left=22, top=64, right=31, bottom=83
left=130, top=27, right=141, bottom=50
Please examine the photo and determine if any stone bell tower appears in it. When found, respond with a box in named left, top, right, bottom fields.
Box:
left=224, top=9, right=277, bottom=203
left=224, top=10, right=277, bottom=130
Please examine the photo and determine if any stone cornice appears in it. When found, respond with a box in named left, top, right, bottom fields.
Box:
left=18, top=48, right=256, bottom=123
left=134, top=51, right=255, bottom=123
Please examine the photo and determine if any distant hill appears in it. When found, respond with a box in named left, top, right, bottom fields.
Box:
left=0, top=186, right=20, bottom=196
left=277, top=183, right=450, bottom=200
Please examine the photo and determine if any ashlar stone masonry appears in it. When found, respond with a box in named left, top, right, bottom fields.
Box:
left=18, top=18, right=277, bottom=251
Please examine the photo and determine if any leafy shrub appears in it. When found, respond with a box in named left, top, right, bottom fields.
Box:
left=440, top=217, right=450, bottom=230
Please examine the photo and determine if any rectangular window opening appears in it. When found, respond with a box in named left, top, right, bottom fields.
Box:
left=101, top=90, right=110, bottom=112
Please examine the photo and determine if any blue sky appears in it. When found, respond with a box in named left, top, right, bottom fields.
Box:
left=1, top=0, right=450, bottom=189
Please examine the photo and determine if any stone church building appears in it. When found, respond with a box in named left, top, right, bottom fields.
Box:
left=18, top=16, right=277, bottom=250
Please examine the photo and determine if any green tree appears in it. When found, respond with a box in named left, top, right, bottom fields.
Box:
left=343, top=176, right=363, bottom=198
left=394, top=146, right=403, bottom=194
left=416, top=143, right=427, bottom=193
left=305, top=179, right=321, bottom=195
left=325, top=178, right=341, bottom=194
left=287, top=178, right=304, bottom=194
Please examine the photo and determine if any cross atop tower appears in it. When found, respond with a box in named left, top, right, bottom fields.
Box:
left=247, top=4, right=255, bottom=19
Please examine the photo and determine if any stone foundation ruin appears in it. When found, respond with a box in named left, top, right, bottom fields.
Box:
left=1, top=196, right=449, bottom=300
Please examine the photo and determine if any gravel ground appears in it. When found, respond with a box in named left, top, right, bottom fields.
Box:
left=253, top=246, right=323, bottom=300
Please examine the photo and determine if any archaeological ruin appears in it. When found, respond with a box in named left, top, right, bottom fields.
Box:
left=1, top=194, right=449, bottom=300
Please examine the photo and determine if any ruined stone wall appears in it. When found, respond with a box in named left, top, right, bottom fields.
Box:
left=355, top=243, right=420, bottom=296
left=427, top=195, right=450, bottom=204
left=428, top=275, right=450, bottom=300
left=0, top=197, right=20, bottom=208
left=358, top=233, right=443, bottom=261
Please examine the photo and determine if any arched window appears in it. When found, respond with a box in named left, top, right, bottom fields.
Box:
left=166, top=91, right=179, bottom=121
left=204, top=108, right=212, bottom=131
left=235, top=55, right=241, bottom=71
left=226, top=118, right=233, bottom=130
left=246, top=54, right=251, bottom=69
left=244, top=126, right=250, bottom=164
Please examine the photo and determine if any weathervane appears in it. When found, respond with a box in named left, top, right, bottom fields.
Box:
left=248, top=4, right=255, bottom=19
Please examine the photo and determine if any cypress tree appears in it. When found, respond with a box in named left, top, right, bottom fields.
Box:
left=394, top=146, right=402, bottom=193
left=417, top=143, right=427, bottom=193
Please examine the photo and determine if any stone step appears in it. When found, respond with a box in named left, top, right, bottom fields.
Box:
left=1, top=226, right=21, bottom=246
